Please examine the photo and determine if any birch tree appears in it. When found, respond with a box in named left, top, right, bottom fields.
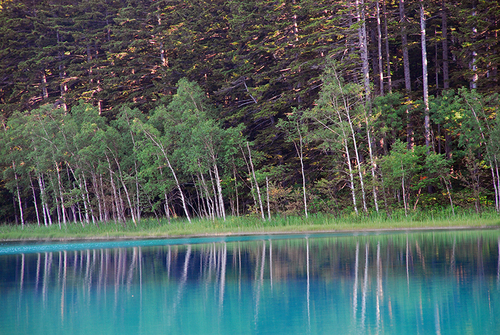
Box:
left=306, top=63, right=369, bottom=214
left=277, top=110, right=309, bottom=218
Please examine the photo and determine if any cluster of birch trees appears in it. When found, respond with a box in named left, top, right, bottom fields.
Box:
left=1, top=79, right=252, bottom=226
left=2, top=70, right=500, bottom=226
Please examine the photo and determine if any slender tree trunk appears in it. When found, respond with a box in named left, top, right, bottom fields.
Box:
left=400, top=0, right=413, bottom=150
left=106, top=157, right=122, bottom=224
left=213, top=162, right=226, bottom=221
left=293, top=130, right=308, bottom=218
left=54, top=161, right=67, bottom=227
left=420, top=0, right=431, bottom=150
left=41, top=71, right=48, bottom=100
left=83, top=176, right=97, bottom=226
left=354, top=2, right=378, bottom=212
left=91, top=172, right=103, bottom=222
left=376, top=0, right=384, bottom=95
left=67, top=165, right=89, bottom=225
left=383, top=0, right=392, bottom=93
left=401, top=165, right=408, bottom=217
left=339, top=124, right=359, bottom=214
left=30, top=174, right=41, bottom=226
left=435, top=28, right=439, bottom=90
left=233, top=161, right=239, bottom=216
left=442, top=0, right=449, bottom=89
left=50, top=176, right=61, bottom=227
left=197, top=166, right=214, bottom=220
left=266, top=176, right=271, bottom=220
left=56, top=31, right=68, bottom=111
left=247, top=142, right=265, bottom=220
left=156, top=154, right=172, bottom=222
left=208, top=168, right=220, bottom=218
left=366, top=116, right=379, bottom=213
left=142, top=129, right=191, bottom=223
left=164, top=191, right=171, bottom=224
left=99, top=173, right=109, bottom=222
left=113, top=156, right=137, bottom=226
left=13, top=162, right=24, bottom=227
left=38, top=173, right=49, bottom=226
left=442, top=177, right=455, bottom=215
left=134, top=161, right=141, bottom=223
left=356, top=0, right=370, bottom=100
left=240, top=145, right=258, bottom=213
left=470, top=5, right=478, bottom=89
left=399, top=0, right=411, bottom=92
left=339, top=83, right=368, bottom=213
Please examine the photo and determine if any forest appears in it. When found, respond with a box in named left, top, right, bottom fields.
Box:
left=0, top=0, right=499, bottom=226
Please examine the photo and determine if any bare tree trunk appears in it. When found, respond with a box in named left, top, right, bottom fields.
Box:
left=13, top=162, right=24, bottom=227
left=114, top=156, right=137, bottom=227
left=383, top=0, right=392, bottom=93
left=470, top=5, right=478, bottom=89
left=141, top=128, right=191, bottom=223
left=30, top=174, right=41, bottom=226
left=106, top=157, right=122, bottom=224
left=293, top=130, right=308, bottom=218
left=399, top=0, right=411, bottom=92
left=41, top=71, right=49, bottom=100
left=208, top=168, right=220, bottom=218
left=247, top=142, right=265, bottom=220
left=376, top=0, right=384, bottom=95
left=340, top=86, right=368, bottom=213
left=356, top=0, right=370, bottom=100
left=99, top=173, right=109, bottom=222
left=442, top=177, right=455, bottom=215
left=38, top=173, right=49, bottom=226
left=197, top=168, right=214, bottom=220
left=55, top=161, right=67, bottom=227
left=240, top=145, right=258, bottom=213
left=213, top=162, right=226, bottom=221
left=401, top=168, right=408, bottom=217
left=400, top=0, right=413, bottom=150
left=420, top=0, right=431, bottom=150
left=233, top=162, right=239, bottom=216
left=442, top=0, right=449, bottom=89
left=91, top=172, right=103, bottom=222
left=83, top=176, right=97, bottom=225
left=266, top=176, right=271, bottom=220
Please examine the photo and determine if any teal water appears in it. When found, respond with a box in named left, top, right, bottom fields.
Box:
left=1, top=230, right=499, bottom=334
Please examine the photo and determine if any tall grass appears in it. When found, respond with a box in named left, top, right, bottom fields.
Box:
left=0, top=207, right=498, bottom=240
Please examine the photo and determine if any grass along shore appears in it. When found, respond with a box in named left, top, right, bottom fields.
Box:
left=1, top=208, right=499, bottom=241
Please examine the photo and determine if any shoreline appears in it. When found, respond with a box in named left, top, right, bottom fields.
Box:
left=1, top=224, right=498, bottom=243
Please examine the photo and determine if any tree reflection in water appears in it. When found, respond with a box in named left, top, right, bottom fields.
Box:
left=1, top=230, right=500, bottom=334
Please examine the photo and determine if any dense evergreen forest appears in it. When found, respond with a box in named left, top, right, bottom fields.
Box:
left=1, top=0, right=499, bottom=226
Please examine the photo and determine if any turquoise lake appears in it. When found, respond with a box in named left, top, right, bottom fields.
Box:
left=1, top=229, right=499, bottom=334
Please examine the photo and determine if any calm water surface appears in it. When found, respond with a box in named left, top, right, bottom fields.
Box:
left=1, top=230, right=499, bottom=334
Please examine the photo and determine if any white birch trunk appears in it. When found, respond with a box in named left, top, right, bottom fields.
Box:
left=30, top=175, right=41, bottom=226
left=142, top=129, right=191, bottom=223
left=55, top=161, right=67, bottom=227
left=38, top=173, right=49, bottom=226
left=13, top=162, right=24, bottom=227
left=114, top=156, right=137, bottom=226
left=247, top=142, right=265, bottom=220
left=213, top=162, right=226, bottom=221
